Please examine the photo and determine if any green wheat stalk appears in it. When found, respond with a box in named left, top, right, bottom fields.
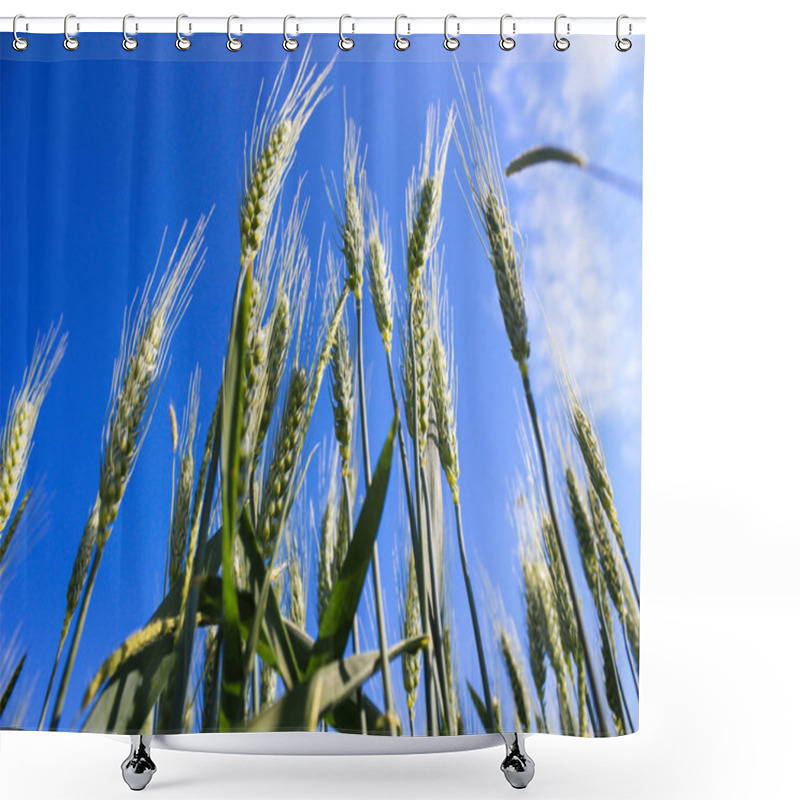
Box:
left=333, top=122, right=397, bottom=733
left=45, top=217, right=208, bottom=731
left=428, top=257, right=495, bottom=731
left=457, top=71, right=607, bottom=733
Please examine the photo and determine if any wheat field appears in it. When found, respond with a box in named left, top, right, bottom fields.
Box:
left=0, top=51, right=640, bottom=739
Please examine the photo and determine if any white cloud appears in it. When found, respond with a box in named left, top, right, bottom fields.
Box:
left=487, top=50, right=642, bottom=428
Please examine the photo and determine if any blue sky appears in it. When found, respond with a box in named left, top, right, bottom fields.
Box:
left=0, top=34, right=643, bottom=732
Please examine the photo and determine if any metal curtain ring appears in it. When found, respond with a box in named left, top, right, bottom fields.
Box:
left=339, top=15, right=354, bottom=50
left=616, top=14, right=632, bottom=51
left=176, top=14, right=191, bottom=50
left=122, top=14, right=138, bottom=50
left=283, top=15, right=299, bottom=51
left=444, top=14, right=460, bottom=51
left=63, top=13, right=79, bottom=50
left=12, top=14, right=28, bottom=51
left=554, top=14, right=570, bottom=51
left=394, top=14, right=410, bottom=51
left=500, top=14, right=516, bottom=51
left=227, top=15, right=243, bottom=51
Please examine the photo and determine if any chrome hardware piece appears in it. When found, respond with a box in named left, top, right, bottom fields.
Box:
left=554, top=14, right=570, bottom=51
left=499, top=733, right=535, bottom=790
left=500, top=14, right=516, bottom=51
left=616, top=14, right=632, bottom=51
left=443, top=14, right=460, bottom=51
left=394, top=14, right=410, bottom=51
left=339, top=14, right=354, bottom=50
left=63, top=13, right=79, bottom=51
left=176, top=14, right=191, bottom=50
left=227, top=15, right=242, bottom=51
left=12, top=15, right=28, bottom=51
left=283, top=15, right=298, bottom=51
left=122, top=14, right=138, bottom=51
left=121, top=736, right=157, bottom=791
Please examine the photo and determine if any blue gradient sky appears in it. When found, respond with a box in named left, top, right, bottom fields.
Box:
left=1, top=33, right=643, bottom=732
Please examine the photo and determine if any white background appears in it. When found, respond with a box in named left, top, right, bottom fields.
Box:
left=2, top=1, right=798, bottom=798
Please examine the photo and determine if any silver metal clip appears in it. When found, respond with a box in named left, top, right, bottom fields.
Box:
left=63, top=13, right=79, bottom=51
left=500, top=14, right=516, bottom=51
left=122, top=14, right=138, bottom=51
left=616, top=15, right=632, bottom=51
left=444, top=14, right=460, bottom=51
left=176, top=14, right=191, bottom=51
left=554, top=14, right=570, bottom=51
left=12, top=14, right=28, bottom=51
left=395, top=14, right=410, bottom=51
left=339, top=14, right=354, bottom=51
left=283, top=15, right=299, bottom=52
left=227, top=15, right=242, bottom=51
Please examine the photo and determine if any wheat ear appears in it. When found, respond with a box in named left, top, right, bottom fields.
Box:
left=168, top=370, right=201, bottom=588
left=46, top=216, right=208, bottom=731
left=0, top=323, right=67, bottom=536
left=240, top=51, right=332, bottom=269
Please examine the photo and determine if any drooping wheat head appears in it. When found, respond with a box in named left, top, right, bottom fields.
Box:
left=240, top=51, right=333, bottom=269
left=168, top=369, right=200, bottom=588
left=0, top=323, right=67, bottom=536
left=456, top=73, right=530, bottom=374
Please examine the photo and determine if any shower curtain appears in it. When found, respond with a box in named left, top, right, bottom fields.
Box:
left=0, top=30, right=644, bottom=739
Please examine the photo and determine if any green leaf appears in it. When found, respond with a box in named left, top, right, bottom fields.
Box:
left=219, top=266, right=252, bottom=730
left=0, top=488, right=31, bottom=566
left=306, top=416, right=397, bottom=677
left=467, top=680, right=490, bottom=732
left=196, top=577, right=386, bottom=734
left=505, top=146, right=586, bottom=177
left=238, top=511, right=301, bottom=688
left=82, top=637, right=176, bottom=733
left=168, top=405, right=222, bottom=731
left=247, top=635, right=426, bottom=733
left=0, top=653, right=26, bottom=721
